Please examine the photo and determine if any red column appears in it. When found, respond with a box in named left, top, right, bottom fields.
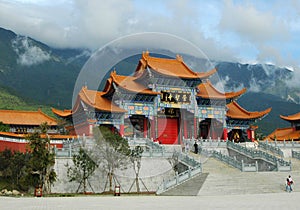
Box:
left=223, top=128, right=228, bottom=141
left=183, top=118, right=188, bottom=139
left=120, top=124, right=124, bottom=137
left=150, top=117, right=156, bottom=141
left=251, top=129, right=255, bottom=141
left=247, top=128, right=255, bottom=141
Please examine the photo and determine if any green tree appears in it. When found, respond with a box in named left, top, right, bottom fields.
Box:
left=92, top=126, right=131, bottom=192
left=0, top=121, right=9, bottom=132
left=66, top=147, right=98, bottom=193
left=0, top=149, right=13, bottom=178
left=39, top=122, right=49, bottom=134
left=0, top=149, right=31, bottom=191
left=25, top=130, right=56, bottom=194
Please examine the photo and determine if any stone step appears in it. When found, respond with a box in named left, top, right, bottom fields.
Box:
left=160, top=173, right=208, bottom=196
left=198, top=157, right=300, bottom=196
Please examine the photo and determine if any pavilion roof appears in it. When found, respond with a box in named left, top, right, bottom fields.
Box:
left=280, top=112, right=300, bottom=122
left=0, top=109, right=57, bottom=126
left=197, top=80, right=246, bottom=100
left=52, top=108, right=72, bottom=118
left=134, top=51, right=216, bottom=79
left=264, top=127, right=300, bottom=141
left=109, top=70, right=158, bottom=95
left=226, top=101, right=271, bottom=120
left=78, top=86, right=126, bottom=113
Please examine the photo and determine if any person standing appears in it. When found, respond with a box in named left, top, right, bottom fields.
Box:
left=289, top=175, right=294, bottom=192
left=194, top=141, right=198, bottom=154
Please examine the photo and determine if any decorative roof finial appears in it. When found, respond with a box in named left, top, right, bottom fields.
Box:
left=176, top=54, right=183, bottom=62
left=143, top=50, right=149, bottom=57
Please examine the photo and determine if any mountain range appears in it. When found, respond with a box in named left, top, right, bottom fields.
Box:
left=0, top=27, right=299, bottom=136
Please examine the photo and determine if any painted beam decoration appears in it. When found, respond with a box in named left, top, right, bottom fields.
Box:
left=198, top=106, right=225, bottom=120
left=123, top=102, right=154, bottom=116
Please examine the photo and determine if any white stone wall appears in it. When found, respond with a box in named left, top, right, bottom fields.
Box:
left=52, top=157, right=174, bottom=194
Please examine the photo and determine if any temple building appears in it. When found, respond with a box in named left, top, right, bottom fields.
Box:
left=265, top=112, right=300, bottom=141
left=0, top=109, right=76, bottom=152
left=53, top=51, right=271, bottom=144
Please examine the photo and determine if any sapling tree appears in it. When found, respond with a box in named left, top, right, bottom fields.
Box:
left=66, top=147, right=98, bottom=193
left=92, top=126, right=131, bottom=192
left=129, top=146, right=144, bottom=193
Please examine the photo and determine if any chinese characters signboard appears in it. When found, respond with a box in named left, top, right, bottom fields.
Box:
left=161, top=91, right=191, bottom=104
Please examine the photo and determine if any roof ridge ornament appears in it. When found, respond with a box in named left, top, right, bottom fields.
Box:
left=176, top=54, right=183, bottom=62
left=143, top=50, right=150, bottom=58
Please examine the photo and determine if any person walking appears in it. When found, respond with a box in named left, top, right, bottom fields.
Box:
left=286, top=175, right=294, bottom=192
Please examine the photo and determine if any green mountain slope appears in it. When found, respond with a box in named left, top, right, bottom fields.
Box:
left=0, top=27, right=89, bottom=108
left=238, top=92, right=299, bottom=136
left=0, top=85, right=54, bottom=117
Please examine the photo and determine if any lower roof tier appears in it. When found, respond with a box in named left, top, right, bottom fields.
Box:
left=264, top=127, right=300, bottom=141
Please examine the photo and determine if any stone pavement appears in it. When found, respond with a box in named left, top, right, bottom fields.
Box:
left=1, top=192, right=300, bottom=210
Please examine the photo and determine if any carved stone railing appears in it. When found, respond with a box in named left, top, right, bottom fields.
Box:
left=155, top=150, right=202, bottom=195
left=263, top=139, right=300, bottom=148
left=258, top=141, right=284, bottom=157
left=227, top=141, right=291, bottom=171
left=201, top=149, right=257, bottom=172
left=156, top=165, right=202, bottom=195
left=292, top=150, right=300, bottom=160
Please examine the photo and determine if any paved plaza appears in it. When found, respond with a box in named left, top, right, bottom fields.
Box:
left=1, top=192, right=300, bottom=210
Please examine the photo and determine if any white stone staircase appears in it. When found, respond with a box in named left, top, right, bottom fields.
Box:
left=198, top=155, right=300, bottom=196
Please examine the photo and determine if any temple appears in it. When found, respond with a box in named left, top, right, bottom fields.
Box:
left=53, top=52, right=271, bottom=144
left=0, top=109, right=76, bottom=152
left=265, top=112, right=300, bottom=141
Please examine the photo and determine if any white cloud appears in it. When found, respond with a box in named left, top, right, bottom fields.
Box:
left=0, top=0, right=299, bottom=75
left=219, top=0, right=289, bottom=44
left=248, top=78, right=261, bottom=93
left=12, top=36, right=51, bottom=66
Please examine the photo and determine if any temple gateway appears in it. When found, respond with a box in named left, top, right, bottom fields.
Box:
left=53, top=51, right=271, bottom=144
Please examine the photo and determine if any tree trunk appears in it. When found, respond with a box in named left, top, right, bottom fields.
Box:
left=83, top=169, right=87, bottom=193
left=135, top=174, right=140, bottom=193
left=109, top=172, right=113, bottom=192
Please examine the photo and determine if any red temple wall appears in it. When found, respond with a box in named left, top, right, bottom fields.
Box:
left=0, top=140, right=63, bottom=153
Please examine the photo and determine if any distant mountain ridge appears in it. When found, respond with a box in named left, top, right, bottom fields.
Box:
left=0, top=27, right=90, bottom=107
left=0, top=27, right=299, bottom=136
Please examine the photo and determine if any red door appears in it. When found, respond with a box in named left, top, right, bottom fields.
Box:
left=157, top=118, right=178, bottom=144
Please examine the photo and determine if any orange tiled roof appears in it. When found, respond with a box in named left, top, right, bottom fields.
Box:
left=135, top=51, right=216, bottom=79
left=110, top=71, right=158, bottom=95
left=280, top=112, right=300, bottom=122
left=52, top=108, right=72, bottom=117
left=264, top=127, right=300, bottom=141
left=226, top=101, right=271, bottom=120
left=78, top=86, right=127, bottom=113
left=197, top=81, right=246, bottom=99
left=0, top=131, right=77, bottom=140
left=0, top=109, right=57, bottom=126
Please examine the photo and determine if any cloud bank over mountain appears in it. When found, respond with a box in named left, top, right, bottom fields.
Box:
left=12, top=36, right=51, bottom=66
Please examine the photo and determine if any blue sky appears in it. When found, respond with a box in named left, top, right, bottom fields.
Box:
left=0, top=0, right=299, bottom=73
